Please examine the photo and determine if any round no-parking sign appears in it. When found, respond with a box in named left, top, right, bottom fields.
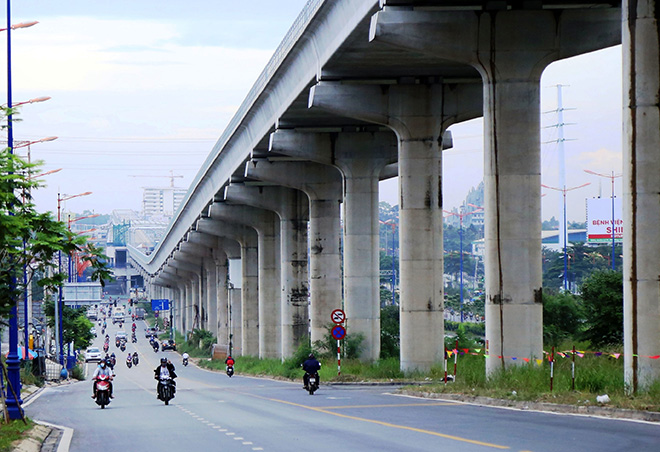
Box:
left=332, top=325, right=346, bottom=340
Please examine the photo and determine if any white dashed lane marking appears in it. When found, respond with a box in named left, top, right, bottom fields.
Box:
left=177, top=405, right=263, bottom=448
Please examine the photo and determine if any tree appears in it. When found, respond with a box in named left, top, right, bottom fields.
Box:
left=542, top=291, right=583, bottom=346
left=43, top=300, right=94, bottom=350
left=0, top=149, right=80, bottom=320
left=580, top=270, right=623, bottom=347
left=380, top=305, right=399, bottom=359
left=0, top=106, right=111, bottom=322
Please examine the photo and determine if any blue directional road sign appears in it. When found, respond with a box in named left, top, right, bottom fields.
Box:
left=151, top=299, right=170, bottom=311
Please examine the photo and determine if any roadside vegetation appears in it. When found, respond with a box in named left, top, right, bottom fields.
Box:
left=0, top=418, right=33, bottom=451
left=198, top=268, right=659, bottom=412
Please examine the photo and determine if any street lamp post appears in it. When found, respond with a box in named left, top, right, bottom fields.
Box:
left=584, top=170, right=622, bottom=270
left=56, top=191, right=92, bottom=366
left=3, top=3, right=39, bottom=420
left=444, top=205, right=483, bottom=322
left=542, top=183, right=590, bottom=291
left=14, top=138, right=57, bottom=366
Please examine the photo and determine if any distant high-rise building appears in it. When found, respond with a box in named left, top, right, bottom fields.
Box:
left=142, top=187, right=187, bottom=218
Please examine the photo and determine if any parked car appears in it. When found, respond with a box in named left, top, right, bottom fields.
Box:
left=145, top=327, right=158, bottom=338
left=161, top=339, right=177, bottom=351
left=85, top=347, right=102, bottom=363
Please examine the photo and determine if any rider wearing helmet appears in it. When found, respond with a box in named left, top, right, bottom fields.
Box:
left=92, top=359, right=114, bottom=399
left=154, top=357, right=177, bottom=400
left=302, top=353, right=321, bottom=390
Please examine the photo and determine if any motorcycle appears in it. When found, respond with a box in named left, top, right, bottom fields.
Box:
left=103, top=343, right=109, bottom=353
left=120, top=343, right=126, bottom=352
left=152, top=341, right=160, bottom=353
left=157, top=377, right=176, bottom=405
left=126, top=357, right=132, bottom=368
left=93, top=374, right=112, bottom=409
left=226, top=365, right=234, bottom=377
left=304, top=372, right=319, bottom=395
left=109, top=355, right=116, bottom=369
left=101, top=327, right=106, bottom=336
left=132, top=354, right=139, bottom=366
left=131, top=334, right=137, bottom=343
left=182, top=357, right=188, bottom=367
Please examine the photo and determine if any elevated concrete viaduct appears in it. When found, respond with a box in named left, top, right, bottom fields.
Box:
left=129, top=0, right=660, bottom=390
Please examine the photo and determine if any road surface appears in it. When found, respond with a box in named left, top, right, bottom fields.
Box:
left=25, top=321, right=660, bottom=452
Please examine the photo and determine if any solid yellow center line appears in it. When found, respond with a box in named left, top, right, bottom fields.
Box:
left=244, top=393, right=509, bottom=449
left=320, top=402, right=459, bottom=410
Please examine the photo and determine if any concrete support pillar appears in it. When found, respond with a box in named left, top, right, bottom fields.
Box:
left=270, top=130, right=398, bottom=361
left=210, top=202, right=281, bottom=358
left=241, top=242, right=259, bottom=355
left=224, top=184, right=309, bottom=359
left=623, top=0, right=660, bottom=391
left=310, top=83, right=478, bottom=370
left=205, top=258, right=217, bottom=334
left=246, top=159, right=343, bottom=346
left=196, top=218, right=260, bottom=356
left=215, top=250, right=229, bottom=346
left=229, top=287, right=242, bottom=356
left=369, top=6, right=619, bottom=373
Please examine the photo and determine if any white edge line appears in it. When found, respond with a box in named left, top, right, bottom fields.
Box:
left=385, top=392, right=660, bottom=426
left=33, top=420, right=74, bottom=452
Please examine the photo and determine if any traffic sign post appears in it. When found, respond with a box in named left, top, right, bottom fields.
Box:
left=330, top=311, right=346, bottom=376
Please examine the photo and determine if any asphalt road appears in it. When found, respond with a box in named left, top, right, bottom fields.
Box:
left=25, top=321, right=660, bottom=452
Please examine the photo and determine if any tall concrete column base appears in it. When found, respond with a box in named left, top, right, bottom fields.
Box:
left=623, top=0, right=660, bottom=391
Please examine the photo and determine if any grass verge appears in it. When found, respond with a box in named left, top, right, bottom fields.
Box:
left=0, top=418, right=33, bottom=452
left=198, top=345, right=660, bottom=412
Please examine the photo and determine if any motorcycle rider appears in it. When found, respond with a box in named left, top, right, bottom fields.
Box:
left=302, top=353, right=321, bottom=390
left=182, top=352, right=189, bottom=365
left=126, top=353, right=133, bottom=366
left=91, top=359, right=114, bottom=399
left=154, top=358, right=177, bottom=400
left=132, top=351, right=139, bottom=365
left=225, top=354, right=234, bottom=370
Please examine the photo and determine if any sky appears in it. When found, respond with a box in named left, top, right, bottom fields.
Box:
left=3, top=1, right=623, bottom=224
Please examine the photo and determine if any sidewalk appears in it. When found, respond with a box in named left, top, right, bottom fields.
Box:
left=6, top=379, right=78, bottom=452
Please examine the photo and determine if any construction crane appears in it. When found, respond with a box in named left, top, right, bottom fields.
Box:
left=129, top=170, right=183, bottom=187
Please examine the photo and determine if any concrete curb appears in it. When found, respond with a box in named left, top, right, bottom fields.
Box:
left=399, top=390, right=660, bottom=423
left=10, top=424, right=51, bottom=452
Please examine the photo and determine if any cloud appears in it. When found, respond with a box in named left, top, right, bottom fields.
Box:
left=574, top=148, right=622, bottom=174
left=5, top=17, right=274, bottom=93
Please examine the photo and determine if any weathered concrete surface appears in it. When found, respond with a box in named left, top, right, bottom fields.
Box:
left=246, top=159, right=343, bottom=346
left=224, top=184, right=309, bottom=359
left=272, top=128, right=398, bottom=362
left=210, top=201, right=281, bottom=359
left=623, top=0, right=660, bottom=391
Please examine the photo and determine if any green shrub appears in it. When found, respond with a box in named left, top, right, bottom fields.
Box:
left=313, top=324, right=364, bottom=360
left=70, top=365, right=85, bottom=381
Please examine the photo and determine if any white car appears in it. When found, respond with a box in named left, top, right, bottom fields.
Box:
left=85, top=347, right=102, bottom=363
